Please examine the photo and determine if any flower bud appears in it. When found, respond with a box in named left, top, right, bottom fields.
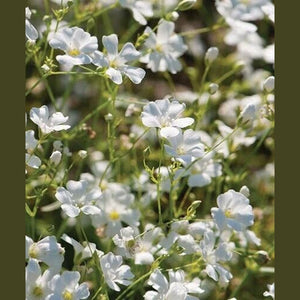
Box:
left=205, top=47, right=219, bottom=64
left=187, top=200, right=202, bottom=219
left=240, top=103, right=257, bottom=123
left=78, top=150, right=87, bottom=159
left=41, top=64, right=51, bottom=73
left=43, top=15, right=52, bottom=26
left=240, top=185, right=250, bottom=197
left=263, top=76, right=275, bottom=93
left=253, top=250, right=270, bottom=265
left=176, top=0, right=196, bottom=11
left=50, top=151, right=62, bottom=166
left=105, top=113, right=113, bottom=121
left=208, top=83, right=219, bottom=95
left=166, top=11, right=179, bottom=21
left=234, top=60, right=245, bottom=71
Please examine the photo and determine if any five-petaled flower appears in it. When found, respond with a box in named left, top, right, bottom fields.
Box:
left=49, top=26, right=98, bottom=67
left=55, top=180, right=102, bottom=218
left=30, top=105, right=71, bottom=134
left=141, top=99, right=194, bottom=138
left=92, top=34, right=145, bottom=85
left=140, top=20, right=187, bottom=74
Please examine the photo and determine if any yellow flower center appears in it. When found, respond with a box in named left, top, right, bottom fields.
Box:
left=109, top=211, right=120, bottom=220
left=155, top=44, right=163, bottom=52
left=29, top=243, right=39, bottom=259
left=63, top=290, right=73, bottom=300
left=110, top=59, right=118, bottom=68
left=32, top=286, right=43, bottom=297
left=68, top=48, right=80, bottom=57
left=177, top=146, right=185, bottom=155
left=225, top=209, right=232, bottom=218
left=100, top=181, right=108, bottom=191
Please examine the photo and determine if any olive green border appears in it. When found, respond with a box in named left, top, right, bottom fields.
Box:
left=275, top=1, right=299, bottom=299
left=0, top=0, right=294, bottom=298
left=0, top=0, right=25, bottom=295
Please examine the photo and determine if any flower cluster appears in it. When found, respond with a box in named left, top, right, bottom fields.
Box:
left=25, top=0, right=274, bottom=299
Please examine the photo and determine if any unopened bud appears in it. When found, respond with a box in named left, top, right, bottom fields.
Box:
left=208, top=83, right=219, bottom=95
left=78, top=150, right=87, bottom=159
left=253, top=250, right=270, bottom=265
left=234, top=60, right=245, bottom=71
left=187, top=200, right=202, bottom=219
left=43, top=15, right=52, bottom=26
left=263, top=76, right=275, bottom=93
left=205, top=47, right=219, bottom=64
left=166, top=11, right=179, bottom=21
left=105, top=113, right=113, bottom=121
left=50, top=151, right=62, bottom=166
left=240, top=185, right=250, bottom=197
left=240, top=103, right=257, bottom=123
left=136, top=33, right=150, bottom=48
left=41, top=64, right=51, bottom=73
left=176, top=0, right=196, bottom=11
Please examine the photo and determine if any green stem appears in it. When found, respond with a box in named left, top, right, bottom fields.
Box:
left=230, top=270, right=251, bottom=298
left=115, top=270, right=152, bottom=300
left=179, top=23, right=227, bottom=37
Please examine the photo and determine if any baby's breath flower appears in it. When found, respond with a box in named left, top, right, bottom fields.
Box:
left=100, top=252, right=134, bottom=291
left=49, top=26, right=98, bottom=68
left=140, top=20, right=188, bottom=74
left=92, top=34, right=145, bottom=84
left=141, top=99, right=194, bottom=138
left=30, top=105, right=70, bottom=134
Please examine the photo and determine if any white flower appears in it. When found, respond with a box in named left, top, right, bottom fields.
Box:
left=216, top=0, right=271, bottom=32
left=25, top=130, right=41, bottom=169
left=48, top=271, right=90, bottom=300
left=113, top=224, right=163, bottom=265
left=25, top=7, right=38, bottom=42
left=140, top=20, right=188, bottom=74
left=177, top=152, right=222, bottom=188
left=61, top=234, right=104, bottom=261
left=92, top=34, right=145, bottom=84
left=261, top=3, right=274, bottom=23
left=263, top=283, right=275, bottom=299
left=236, top=229, right=261, bottom=247
left=26, top=153, right=42, bottom=169
left=49, top=26, right=98, bottom=67
left=55, top=180, right=102, bottom=218
left=216, top=120, right=256, bottom=151
left=120, top=0, right=153, bottom=25
left=26, top=236, right=65, bottom=273
left=160, top=220, right=200, bottom=254
left=100, top=252, right=134, bottom=291
left=145, top=268, right=204, bottom=300
left=91, top=184, right=140, bottom=237
left=39, top=19, right=68, bottom=41
left=224, top=28, right=264, bottom=62
left=30, top=105, right=70, bottom=134
left=141, top=99, right=194, bottom=138
left=164, top=129, right=205, bottom=166
left=26, top=259, right=53, bottom=300
left=211, top=189, right=254, bottom=232
left=263, top=43, right=274, bottom=64
left=199, top=230, right=233, bottom=285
